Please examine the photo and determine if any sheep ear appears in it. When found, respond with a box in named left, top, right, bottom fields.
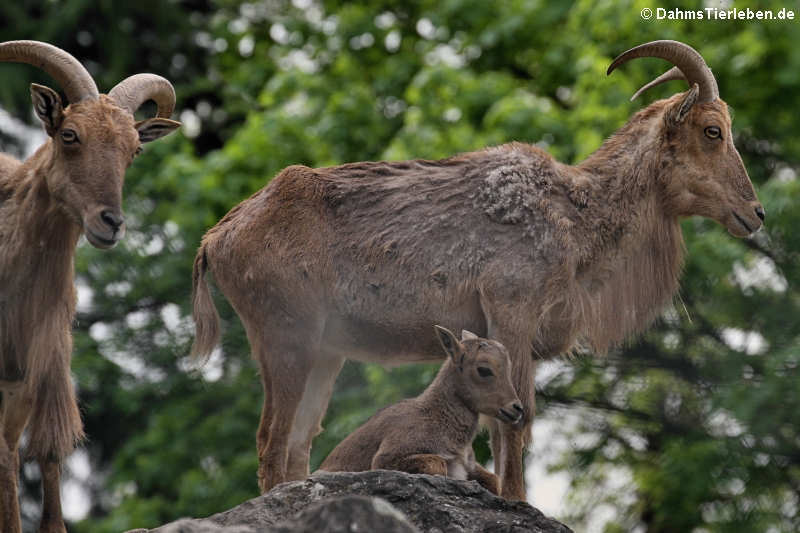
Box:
left=461, top=330, right=478, bottom=341
left=669, top=83, right=699, bottom=125
left=135, top=118, right=181, bottom=143
left=434, top=325, right=462, bottom=362
left=30, top=83, right=63, bottom=136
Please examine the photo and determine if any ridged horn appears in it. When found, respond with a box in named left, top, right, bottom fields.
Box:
left=630, top=66, right=686, bottom=101
left=109, top=73, right=176, bottom=118
left=0, top=40, right=98, bottom=103
left=607, top=40, right=719, bottom=103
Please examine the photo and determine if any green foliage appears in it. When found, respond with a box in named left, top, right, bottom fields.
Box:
left=1, top=0, right=799, bottom=531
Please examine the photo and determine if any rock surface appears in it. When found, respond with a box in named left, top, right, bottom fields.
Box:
left=131, top=470, right=573, bottom=533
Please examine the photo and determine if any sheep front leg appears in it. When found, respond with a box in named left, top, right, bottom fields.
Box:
left=482, top=304, right=537, bottom=501
left=494, top=420, right=531, bottom=500
left=38, top=457, right=66, bottom=533
left=0, top=435, right=22, bottom=533
left=492, top=354, right=535, bottom=501
left=1, top=388, right=34, bottom=533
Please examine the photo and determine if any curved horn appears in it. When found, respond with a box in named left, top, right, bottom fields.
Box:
left=607, top=40, right=719, bottom=103
left=0, top=40, right=98, bottom=103
left=109, top=73, right=176, bottom=118
left=630, top=66, right=686, bottom=101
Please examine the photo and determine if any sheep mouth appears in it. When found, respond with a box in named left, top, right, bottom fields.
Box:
left=498, top=407, right=522, bottom=424
left=86, top=229, right=119, bottom=249
left=732, top=211, right=753, bottom=235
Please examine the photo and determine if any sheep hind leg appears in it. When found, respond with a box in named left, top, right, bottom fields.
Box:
left=38, top=457, right=66, bottom=533
left=374, top=453, right=448, bottom=477
left=254, top=323, right=323, bottom=494
left=0, top=388, right=34, bottom=533
left=468, top=463, right=500, bottom=495
left=285, top=355, right=345, bottom=480
left=253, top=337, right=272, bottom=469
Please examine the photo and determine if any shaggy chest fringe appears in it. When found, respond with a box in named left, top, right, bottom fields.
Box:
left=576, top=216, right=685, bottom=354
left=0, top=194, right=79, bottom=385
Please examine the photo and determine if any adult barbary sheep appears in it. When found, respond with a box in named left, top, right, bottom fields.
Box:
left=320, top=326, right=522, bottom=496
left=0, top=41, right=180, bottom=533
left=191, top=40, right=764, bottom=501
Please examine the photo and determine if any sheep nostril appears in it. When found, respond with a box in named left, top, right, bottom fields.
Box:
left=101, top=210, right=124, bottom=230
left=512, top=403, right=523, bottom=414
left=755, top=206, right=766, bottom=222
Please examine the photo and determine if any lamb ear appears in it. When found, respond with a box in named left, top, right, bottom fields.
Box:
left=669, top=83, right=699, bottom=125
left=434, top=325, right=462, bottom=362
left=461, top=330, right=478, bottom=341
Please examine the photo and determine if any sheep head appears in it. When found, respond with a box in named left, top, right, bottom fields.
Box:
left=608, top=40, right=764, bottom=237
left=433, top=326, right=523, bottom=425
left=0, top=40, right=181, bottom=248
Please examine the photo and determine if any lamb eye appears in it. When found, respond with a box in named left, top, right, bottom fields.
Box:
left=704, top=126, right=721, bottom=139
left=477, top=367, right=494, bottom=378
left=60, top=129, right=79, bottom=144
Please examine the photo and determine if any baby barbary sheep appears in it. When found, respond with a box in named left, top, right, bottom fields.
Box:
left=319, top=326, right=522, bottom=495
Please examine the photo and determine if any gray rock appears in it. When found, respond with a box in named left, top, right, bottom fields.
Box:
left=133, top=470, right=572, bottom=533
left=268, top=495, right=419, bottom=533
left=137, top=518, right=253, bottom=533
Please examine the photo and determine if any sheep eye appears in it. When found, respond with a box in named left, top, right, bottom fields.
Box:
left=60, top=129, right=79, bottom=144
left=477, top=367, right=494, bottom=378
left=704, top=126, right=721, bottom=139
left=134, top=146, right=143, bottom=157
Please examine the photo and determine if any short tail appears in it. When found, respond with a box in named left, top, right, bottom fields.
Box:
left=191, top=243, right=221, bottom=362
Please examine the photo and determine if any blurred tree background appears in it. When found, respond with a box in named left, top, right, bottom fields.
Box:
left=1, top=0, right=799, bottom=531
